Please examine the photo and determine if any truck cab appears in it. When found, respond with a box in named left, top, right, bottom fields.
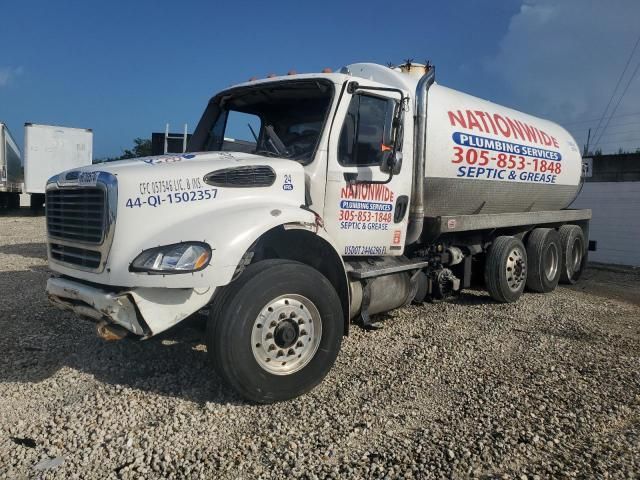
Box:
left=45, top=62, right=590, bottom=402
left=189, top=66, right=413, bottom=256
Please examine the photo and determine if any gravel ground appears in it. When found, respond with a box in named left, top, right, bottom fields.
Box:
left=1, top=212, right=639, bottom=479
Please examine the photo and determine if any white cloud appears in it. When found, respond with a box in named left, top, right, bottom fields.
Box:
left=0, top=66, right=23, bottom=87
left=490, top=0, right=640, bottom=152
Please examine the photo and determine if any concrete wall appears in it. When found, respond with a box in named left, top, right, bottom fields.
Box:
left=571, top=181, right=640, bottom=266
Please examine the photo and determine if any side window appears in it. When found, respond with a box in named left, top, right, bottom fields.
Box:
left=224, top=110, right=261, bottom=143
left=338, top=94, right=397, bottom=167
left=206, top=110, right=261, bottom=153
left=222, top=111, right=261, bottom=153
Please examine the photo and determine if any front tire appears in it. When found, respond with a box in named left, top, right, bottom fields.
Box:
left=207, top=259, right=343, bottom=403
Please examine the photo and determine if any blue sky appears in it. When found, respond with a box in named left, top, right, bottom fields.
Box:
left=1, top=0, right=638, bottom=157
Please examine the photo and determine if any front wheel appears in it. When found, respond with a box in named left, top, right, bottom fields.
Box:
left=207, top=259, right=343, bottom=403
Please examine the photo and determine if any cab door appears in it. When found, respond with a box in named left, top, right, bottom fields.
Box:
left=323, top=85, right=412, bottom=257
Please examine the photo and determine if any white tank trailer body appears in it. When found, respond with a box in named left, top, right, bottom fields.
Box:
left=43, top=61, right=591, bottom=403
left=424, top=85, right=581, bottom=215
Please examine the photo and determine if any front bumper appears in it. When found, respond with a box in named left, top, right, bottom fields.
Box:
left=46, top=276, right=215, bottom=337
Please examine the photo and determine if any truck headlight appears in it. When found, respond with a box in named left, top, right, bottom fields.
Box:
left=130, top=242, right=212, bottom=274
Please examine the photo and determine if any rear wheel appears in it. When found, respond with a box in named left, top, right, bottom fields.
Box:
left=526, top=228, right=562, bottom=293
left=484, top=236, right=527, bottom=303
left=559, top=225, right=586, bottom=284
left=207, top=259, right=343, bottom=403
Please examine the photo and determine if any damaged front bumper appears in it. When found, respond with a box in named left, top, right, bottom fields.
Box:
left=46, top=276, right=214, bottom=338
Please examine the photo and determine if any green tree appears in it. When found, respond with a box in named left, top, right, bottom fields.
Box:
left=119, top=138, right=152, bottom=159
left=94, top=138, right=152, bottom=163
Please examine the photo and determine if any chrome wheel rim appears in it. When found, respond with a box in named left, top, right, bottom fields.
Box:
left=544, top=243, right=559, bottom=281
left=251, top=294, right=322, bottom=375
left=505, top=247, right=526, bottom=292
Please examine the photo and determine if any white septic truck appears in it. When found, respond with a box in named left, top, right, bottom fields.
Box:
left=45, top=62, right=590, bottom=402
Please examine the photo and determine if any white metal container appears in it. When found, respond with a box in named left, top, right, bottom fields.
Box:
left=423, top=83, right=583, bottom=215
left=24, top=123, right=93, bottom=194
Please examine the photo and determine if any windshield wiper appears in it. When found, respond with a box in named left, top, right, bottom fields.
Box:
left=264, top=125, right=289, bottom=157
left=255, top=149, right=291, bottom=158
left=247, top=123, right=259, bottom=142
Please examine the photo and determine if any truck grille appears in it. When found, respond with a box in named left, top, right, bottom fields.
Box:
left=49, top=243, right=102, bottom=270
left=45, top=172, right=117, bottom=273
left=46, top=188, right=106, bottom=244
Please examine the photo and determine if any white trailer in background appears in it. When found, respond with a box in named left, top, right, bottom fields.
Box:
left=24, top=123, right=93, bottom=209
left=0, top=123, right=23, bottom=210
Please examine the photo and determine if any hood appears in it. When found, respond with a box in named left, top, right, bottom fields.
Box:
left=49, top=150, right=305, bottom=198
left=65, top=150, right=298, bottom=178
left=46, top=149, right=308, bottom=286
left=49, top=149, right=306, bottom=213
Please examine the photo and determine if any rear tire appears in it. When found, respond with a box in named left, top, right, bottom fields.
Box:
left=525, top=228, right=562, bottom=293
left=559, top=225, right=586, bottom=284
left=206, top=259, right=343, bottom=403
left=484, top=236, right=527, bottom=303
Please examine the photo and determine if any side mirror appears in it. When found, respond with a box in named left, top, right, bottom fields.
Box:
left=380, top=150, right=402, bottom=175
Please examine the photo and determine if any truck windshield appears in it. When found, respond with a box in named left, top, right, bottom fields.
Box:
left=189, top=80, right=334, bottom=163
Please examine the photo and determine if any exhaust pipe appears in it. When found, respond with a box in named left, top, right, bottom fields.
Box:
left=406, top=66, right=436, bottom=245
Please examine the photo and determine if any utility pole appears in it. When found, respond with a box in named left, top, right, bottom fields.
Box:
left=583, top=128, right=591, bottom=156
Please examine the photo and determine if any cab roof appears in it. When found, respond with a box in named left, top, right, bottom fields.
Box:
left=221, top=62, right=429, bottom=96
